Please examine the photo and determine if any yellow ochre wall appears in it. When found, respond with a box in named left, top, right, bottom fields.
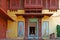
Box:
left=6, top=10, right=25, bottom=38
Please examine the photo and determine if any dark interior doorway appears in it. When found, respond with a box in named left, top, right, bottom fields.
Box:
left=29, top=27, right=35, bottom=35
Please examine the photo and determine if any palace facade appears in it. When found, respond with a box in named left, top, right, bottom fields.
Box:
left=0, top=0, right=60, bottom=40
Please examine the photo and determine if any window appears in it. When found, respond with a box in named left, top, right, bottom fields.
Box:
left=18, top=21, right=24, bottom=37
left=42, top=21, right=49, bottom=38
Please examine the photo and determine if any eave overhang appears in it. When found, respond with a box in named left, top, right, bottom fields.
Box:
left=0, top=8, right=14, bottom=21
left=16, top=13, right=53, bottom=18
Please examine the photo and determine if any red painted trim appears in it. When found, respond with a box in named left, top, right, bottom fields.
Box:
left=16, top=13, right=52, bottom=18
left=24, top=5, right=43, bottom=9
left=24, top=18, right=28, bottom=40
left=38, top=18, right=42, bottom=40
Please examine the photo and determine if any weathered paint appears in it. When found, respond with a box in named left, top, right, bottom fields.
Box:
left=7, top=20, right=17, bottom=38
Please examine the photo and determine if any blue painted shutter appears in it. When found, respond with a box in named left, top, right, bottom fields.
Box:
left=42, top=21, right=49, bottom=38
left=18, top=22, right=24, bottom=37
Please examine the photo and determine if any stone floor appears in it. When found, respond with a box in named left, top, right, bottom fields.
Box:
left=0, top=38, right=60, bottom=40
left=0, top=39, right=55, bottom=40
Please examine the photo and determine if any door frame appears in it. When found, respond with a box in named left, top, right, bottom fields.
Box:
left=28, top=18, right=38, bottom=39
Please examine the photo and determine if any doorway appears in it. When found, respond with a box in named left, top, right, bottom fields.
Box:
left=29, top=27, right=35, bottom=35
left=28, top=18, right=38, bottom=39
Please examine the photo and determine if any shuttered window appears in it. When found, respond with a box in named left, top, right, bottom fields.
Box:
left=18, top=21, right=24, bottom=37
left=42, top=21, right=49, bottom=38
